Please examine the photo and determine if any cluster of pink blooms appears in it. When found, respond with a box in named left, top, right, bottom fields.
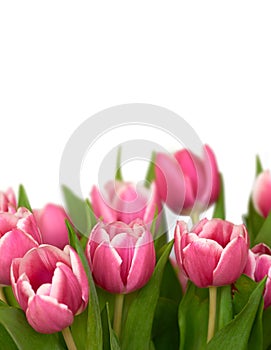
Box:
left=1, top=144, right=271, bottom=334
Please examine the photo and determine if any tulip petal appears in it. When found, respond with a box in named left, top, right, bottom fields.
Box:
left=182, top=238, right=223, bottom=288
left=254, top=254, right=271, bottom=281
left=50, top=262, right=81, bottom=314
left=12, top=270, right=35, bottom=311
left=91, top=186, right=116, bottom=222
left=213, top=236, right=248, bottom=286
left=263, top=271, right=271, bottom=308
left=197, top=219, right=234, bottom=248
left=0, top=229, right=38, bottom=285
left=0, top=213, right=18, bottom=237
left=243, top=249, right=257, bottom=279
left=26, top=295, right=74, bottom=333
left=143, top=182, right=162, bottom=229
left=92, top=241, right=124, bottom=293
left=202, top=145, right=220, bottom=204
left=155, top=153, right=185, bottom=214
left=126, top=231, right=155, bottom=293
left=252, top=170, right=271, bottom=217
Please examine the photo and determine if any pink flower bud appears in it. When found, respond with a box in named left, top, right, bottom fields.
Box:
left=252, top=170, right=271, bottom=218
left=155, top=145, right=220, bottom=215
left=0, top=207, right=41, bottom=285
left=33, top=204, right=69, bottom=249
left=11, top=245, right=89, bottom=333
left=0, top=188, right=17, bottom=214
left=85, top=220, right=156, bottom=294
left=91, top=180, right=162, bottom=227
left=243, top=243, right=271, bottom=308
left=174, top=218, right=249, bottom=288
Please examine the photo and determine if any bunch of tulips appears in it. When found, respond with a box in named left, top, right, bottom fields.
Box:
left=1, top=145, right=271, bottom=350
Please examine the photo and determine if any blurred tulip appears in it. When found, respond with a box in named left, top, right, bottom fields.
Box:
left=0, top=188, right=16, bottom=213
left=174, top=218, right=249, bottom=288
left=86, top=220, right=155, bottom=294
left=11, top=244, right=89, bottom=333
left=0, top=207, right=41, bottom=285
left=243, top=243, right=271, bottom=308
left=155, top=144, right=220, bottom=215
left=252, top=170, right=271, bottom=218
left=33, top=204, right=69, bottom=249
left=91, top=180, right=161, bottom=226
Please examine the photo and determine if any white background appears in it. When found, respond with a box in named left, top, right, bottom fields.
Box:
left=1, top=1, right=271, bottom=224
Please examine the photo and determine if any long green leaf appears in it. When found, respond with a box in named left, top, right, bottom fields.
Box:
left=254, top=212, right=271, bottom=247
left=144, top=152, right=156, bottom=188
left=0, top=306, right=64, bottom=350
left=115, top=147, right=123, bottom=181
left=106, top=303, right=121, bottom=350
left=17, top=185, right=32, bottom=212
left=207, top=278, right=266, bottom=350
left=217, top=285, right=233, bottom=331
left=256, top=155, right=263, bottom=175
left=67, top=221, right=103, bottom=350
left=213, top=173, right=225, bottom=220
left=122, top=241, right=174, bottom=350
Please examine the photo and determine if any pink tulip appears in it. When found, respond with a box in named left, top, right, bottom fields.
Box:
left=243, top=243, right=271, bottom=308
left=0, top=207, right=41, bottom=285
left=91, top=180, right=161, bottom=226
left=33, top=204, right=69, bottom=249
left=252, top=170, right=271, bottom=218
left=155, top=144, right=220, bottom=215
left=11, top=244, right=89, bottom=333
left=0, top=188, right=17, bottom=213
left=86, top=220, right=155, bottom=294
left=174, top=218, right=249, bottom=288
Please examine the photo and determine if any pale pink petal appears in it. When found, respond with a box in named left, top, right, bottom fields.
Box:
left=252, top=170, right=271, bottom=217
left=213, top=237, right=248, bottom=285
left=17, top=212, right=42, bottom=244
left=0, top=213, right=18, bottom=237
left=254, top=254, right=271, bottom=281
left=197, top=219, right=234, bottom=248
left=0, top=229, right=38, bottom=285
left=36, top=283, right=51, bottom=296
left=143, top=182, right=162, bottom=228
left=243, top=249, right=257, bottom=279
left=92, top=241, right=124, bottom=293
left=91, top=186, right=116, bottom=222
left=182, top=238, right=223, bottom=288
left=155, top=153, right=185, bottom=214
left=26, top=295, right=74, bottom=333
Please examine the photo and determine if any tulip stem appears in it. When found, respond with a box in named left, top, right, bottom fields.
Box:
left=0, top=287, right=7, bottom=304
left=113, top=293, right=124, bottom=339
left=62, top=327, right=77, bottom=350
left=207, top=286, right=217, bottom=343
left=191, top=211, right=200, bottom=225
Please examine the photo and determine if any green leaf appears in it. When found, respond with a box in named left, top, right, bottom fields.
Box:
left=160, top=260, right=183, bottom=304
left=0, top=306, right=64, bottom=350
left=0, top=323, right=18, bottom=350
left=256, top=154, right=264, bottom=175
left=216, top=285, right=233, bottom=331
left=144, top=152, right=156, bottom=188
left=62, top=185, right=94, bottom=236
left=152, top=297, right=179, bottom=350
left=115, top=147, right=123, bottom=181
left=254, top=211, right=271, bottom=247
left=66, top=221, right=103, bottom=350
left=178, top=282, right=209, bottom=350
left=122, top=240, right=174, bottom=350
left=106, top=303, right=121, bottom=350
left=233, top=274, right=258, bottom=315
left=17, top=185, right=32, bottom=212
left=263, top=307, right=271, bottom=349
left=248, top=297, right=263, bottom=350
left=244, top=197, right=265, bottom=247
left=207, top=278, right=266, bottom=350
left=70, top=309, right=88, bottom=350
left=212, top=173, right=225, bottom=220
left=3, top=286, right=20, bottom=308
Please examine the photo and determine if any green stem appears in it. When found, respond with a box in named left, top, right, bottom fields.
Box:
left=191, top=211, right=200, bottom=225
left=0, top=287, right=7, bottom=304
left=62, top=327, right=77, bottom=350
left=113, top=293, right=124, bottom=338
left=207, top=286, right=217, bottom=343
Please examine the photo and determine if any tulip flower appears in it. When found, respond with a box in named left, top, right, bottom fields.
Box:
left=0, top=207, right=41, bottom=285
left=243, top=243, right=271, bottom=308
left=11, top=244, right=89, bottom=333
left=33, top=203, right=69, bottom=249
left=155, top=144, right=220, bottom=215
left=86, top=220, right=155, bottom=294
left=0, top=188, right=16, bottom=213
left=174, top=218, right=249, bottom=288
left=91, top=180, right=161, bottom=227
left=252, top=170, right=271, bottom=218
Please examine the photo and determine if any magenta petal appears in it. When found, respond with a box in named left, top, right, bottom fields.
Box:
left=50, top=263, right=82, bottom=314
left=213, top=237, right=248, bottom=286
left=252, top=170, right=271, bottom=217
left=202, top=145, right=220, bottom=204
left=0, top=229, right=38, bottom=285
left=243, top=249, right=256, bottom=280
left=12, top=271, right=34, bottom=311
left=126, top=231, right=155, bottom=293
left=26, top=295, right=74, bottom=333
left=263, top=275, right=271, bottom=308
left=143, top=182, right=162, bottom=228
left=254, top=255, right=271, bottom=281
left=183, top=238, right=223, bottom=288
left=16, top=210, right=42, bottom=244
left=92, top=242, right=124, bottom=293
left=0, top=213, right=18, bottom=237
